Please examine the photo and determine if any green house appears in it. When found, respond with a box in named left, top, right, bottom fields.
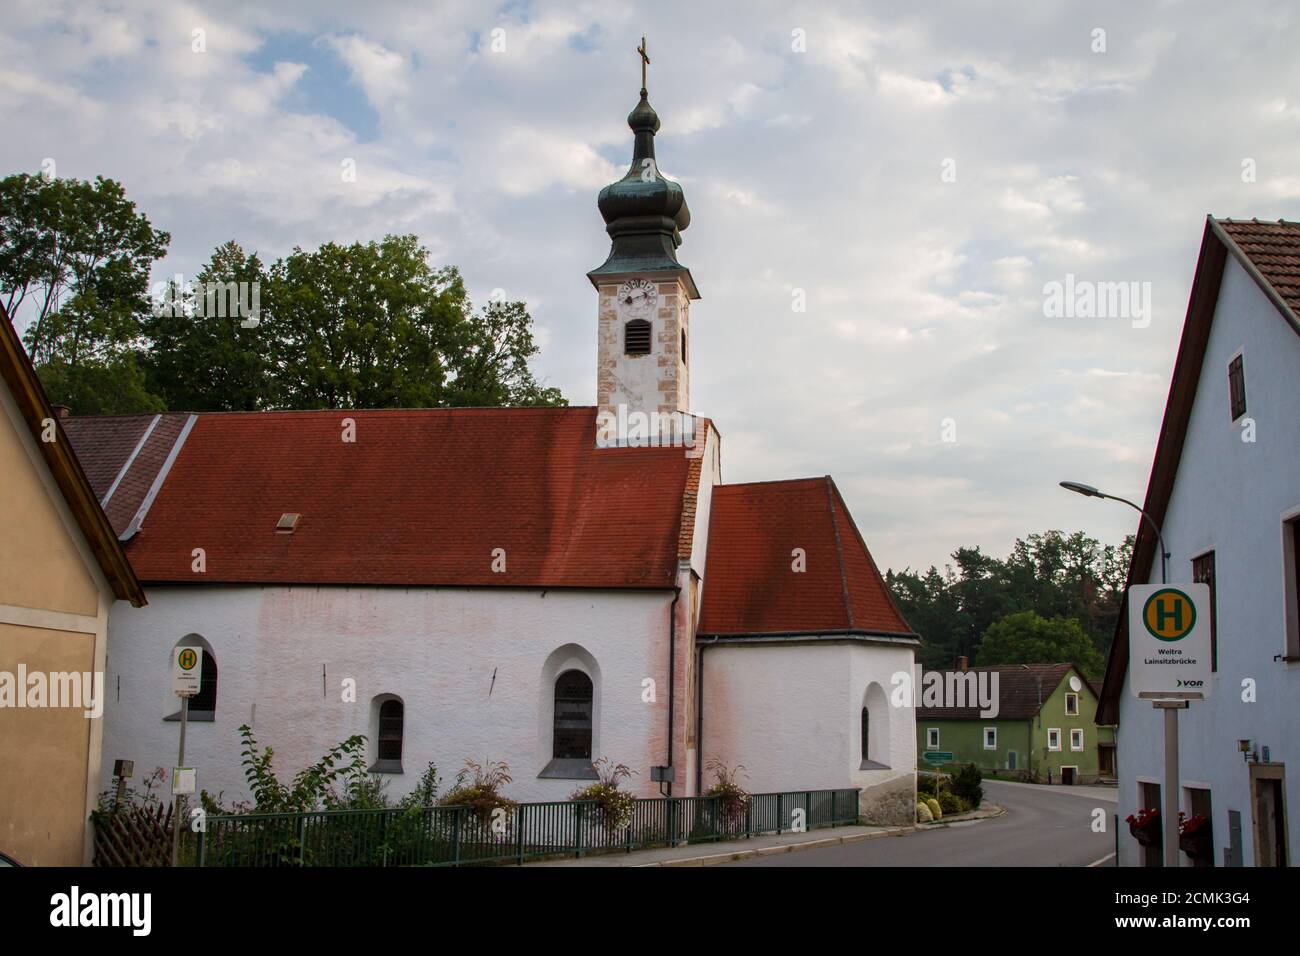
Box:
left=916, top=663, right=1115, bottom=784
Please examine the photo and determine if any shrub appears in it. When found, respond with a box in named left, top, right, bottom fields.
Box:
left=936, top=789, right=968, bottom=815
left=925, top=797, right=942, bottom=820
left=916, top=801, right=933, bottom=823
left=704, top=758, right=751, bottom=828
left=397, top=762, right=442, bottom=809
left=952, top=762, right=983, bottom=809
left=570, top=758, right=637, bottom=831
left=439, top=758, right=517, bottom=825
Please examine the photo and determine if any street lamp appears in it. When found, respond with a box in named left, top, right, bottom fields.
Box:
left=1058, top=481, right=1169, bottom=583
left=1059, top=479, right=1179, bottom=867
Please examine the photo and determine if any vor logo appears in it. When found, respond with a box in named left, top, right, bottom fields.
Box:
left=1142, top=588, right=1197, bottom=642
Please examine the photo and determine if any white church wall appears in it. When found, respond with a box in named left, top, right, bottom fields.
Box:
left=700, top=640, right=916, bottom=825
left=1116, top=254, right=1300, bottom=867
left=103, top=585, right=680, bottom=806
left=687, top=423, right=721, bottom=579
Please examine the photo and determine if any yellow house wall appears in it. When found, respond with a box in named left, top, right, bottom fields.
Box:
left=0, top=387, right=113, bottom=865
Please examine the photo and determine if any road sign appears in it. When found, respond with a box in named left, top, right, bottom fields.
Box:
left=172, top=767, right=196, bottom=795
left=171, top=646, right=203, bottom=698
left=1128, top=583, right=1212, bottom=699
left=922, top=751, right=954, bottom=763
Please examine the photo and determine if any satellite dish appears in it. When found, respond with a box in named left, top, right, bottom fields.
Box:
left=1069, top=675, right=1082, bottom=692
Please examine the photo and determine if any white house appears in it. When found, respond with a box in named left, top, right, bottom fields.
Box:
left=1098, top=217, right=1300, bottom=866
left=65, top=82, right=919, bottom=824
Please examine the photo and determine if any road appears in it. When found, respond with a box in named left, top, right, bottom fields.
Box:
left=723, top=780, right=1118, bottom=867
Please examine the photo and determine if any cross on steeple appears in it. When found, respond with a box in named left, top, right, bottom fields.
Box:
left=637, top=36, right=650, bottom=93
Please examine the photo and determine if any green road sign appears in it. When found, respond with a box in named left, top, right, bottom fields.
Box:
left=922, top=751, right=954, bottom=763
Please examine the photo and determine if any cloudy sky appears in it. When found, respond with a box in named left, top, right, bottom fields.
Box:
left=4, top=0, right=1297, bottom=573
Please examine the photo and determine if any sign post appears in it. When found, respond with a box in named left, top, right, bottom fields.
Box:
left=1128, top=583, right=1212, bottom=867
left=169, top=646, right=202, bottom=867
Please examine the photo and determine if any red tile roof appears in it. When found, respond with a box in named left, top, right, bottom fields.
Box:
left=697, top=477, right=915, bottom=638
left=67, top=407, right=701, bottom=589
left=1216, top=218, right=1300, bottom=321
left=64, top=413, right=193, bottom=535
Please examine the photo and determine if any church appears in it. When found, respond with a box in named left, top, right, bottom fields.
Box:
left=64, top=73, right=920, bottom=825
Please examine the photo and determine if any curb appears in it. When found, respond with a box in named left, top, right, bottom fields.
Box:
left=918, top=804, right=1006, bottom=829
left=636, top=825, right=915, bottom=867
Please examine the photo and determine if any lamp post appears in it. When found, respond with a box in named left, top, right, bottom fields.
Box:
left=1059, top=479, right=1180, bottom=867
left=1058, top=481, right=1168, bottom=583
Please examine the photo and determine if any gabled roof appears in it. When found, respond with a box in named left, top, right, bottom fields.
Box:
left=919, top=663, right=1075, bottom=720
left=1097, top=217, right=1300, bottom=724
left=0, top=306, right=145, bottom=606
left=65, top=406, right=705, bottom=590
left=696, top=476, right=916, bottom=641
left=62, top=412, right=194, bottom=536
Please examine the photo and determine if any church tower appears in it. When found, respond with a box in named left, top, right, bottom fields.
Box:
left=589, top=41, right=699, bottom=441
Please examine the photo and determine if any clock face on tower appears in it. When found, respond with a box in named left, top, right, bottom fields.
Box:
left=615, top=278, right=658, bottom=320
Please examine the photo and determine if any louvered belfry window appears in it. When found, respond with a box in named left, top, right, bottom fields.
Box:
left=624, top=319, right=651, bottom=355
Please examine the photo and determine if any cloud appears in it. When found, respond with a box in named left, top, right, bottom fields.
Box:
left=4, top=0, right=1299, bottom=573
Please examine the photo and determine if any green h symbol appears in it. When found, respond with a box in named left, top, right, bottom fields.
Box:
left=1155, top=596, right=1184, bottom=632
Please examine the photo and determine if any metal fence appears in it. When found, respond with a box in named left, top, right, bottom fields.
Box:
left=189, top=788, right=860, bottom=867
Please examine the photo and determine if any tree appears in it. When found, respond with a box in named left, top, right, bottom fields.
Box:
left=262, top=235, right=564, bottom=410
left=144, top=241, right=270, bottom=411
left=887, top=530, right=1132, bottom=669
left=0, top=172, right=170, bottom=413
left=974, top=610, right=1106, bottom=679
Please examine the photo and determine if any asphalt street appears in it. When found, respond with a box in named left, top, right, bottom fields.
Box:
left=723, top=779, right=1119, bottom=866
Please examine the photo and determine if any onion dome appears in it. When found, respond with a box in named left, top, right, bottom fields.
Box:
left=587, top=90, right=698, bottom=298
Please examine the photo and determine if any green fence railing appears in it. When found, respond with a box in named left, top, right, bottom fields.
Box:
left=189, top=788, right=860, bottom=867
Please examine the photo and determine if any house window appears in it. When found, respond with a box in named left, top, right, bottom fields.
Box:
left=1070, top=728, right=1085, bottom=751
left=1192, top=550, right=1217, bottom=671
left=553, top=670, right=593, bottom=759
left=1048, top=728, right=1062, bottom=751
left=927, top=728, right=940, bottom=750
left=1228, top=354, right=1247, bottom=421
left=983, top=727, right=997, bottom=750
left=1065, top=693, right=1079, bottom=716
left=1286, top=516, right=1300, bottom=658
left=861, top=707, right=870, bottom=761
left=624, top=319, right=651, bottom=355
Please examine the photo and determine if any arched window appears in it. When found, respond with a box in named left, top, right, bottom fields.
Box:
left=190, top=651, right=218, bottom=716
left=553, top=670, right=593, bottom=760
left=860, top=682, right=891, bottom=770
left=166, top=638, right=217, bottom=722
left=624, top=319, right=651, bottom=355
left=370, top=696, right=404, bottom=773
